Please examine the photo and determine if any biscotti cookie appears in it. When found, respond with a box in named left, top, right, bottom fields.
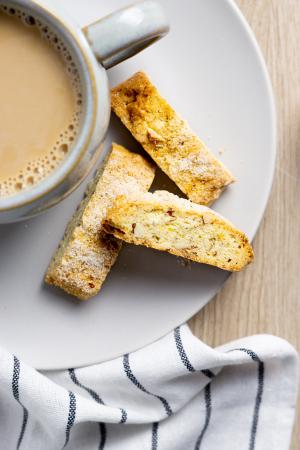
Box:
left=111, top=71, right=235, bottom=206
left=103, top=190, right=253, bottom=272
left=45, top=143, right=155, bottom=300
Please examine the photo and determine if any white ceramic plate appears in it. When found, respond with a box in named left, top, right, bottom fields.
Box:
left=0, top=0, right=276, bottom=370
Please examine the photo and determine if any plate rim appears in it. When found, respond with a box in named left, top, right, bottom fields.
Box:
left=227, top=0, right=277, bottom=244
left=0, top=0, right=277, bottom=371
left=43, top=0, right=276, bottom=371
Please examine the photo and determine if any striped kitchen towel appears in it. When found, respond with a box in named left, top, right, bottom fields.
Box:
left=0, top=326, right=298, bottom=450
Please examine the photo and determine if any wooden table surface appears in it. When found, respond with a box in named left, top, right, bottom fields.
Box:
left=189, top=1, right=300, bottom=448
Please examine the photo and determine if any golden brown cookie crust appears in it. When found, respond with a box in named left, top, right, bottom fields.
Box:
left=111, top=72, right=235, bottom=206
left=104, top=190, right=253, bottom=272
left=45, top=143, right=155, bottom=300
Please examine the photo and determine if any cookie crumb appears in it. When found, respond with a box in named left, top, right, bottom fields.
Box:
left=176, top=257, right=191, bottom=269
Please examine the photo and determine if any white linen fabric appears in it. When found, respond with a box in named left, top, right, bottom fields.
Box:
left=0, top=325, right=298, bottom=450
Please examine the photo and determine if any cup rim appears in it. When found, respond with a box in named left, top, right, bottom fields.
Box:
left=0, top=0, right=100, bottom=212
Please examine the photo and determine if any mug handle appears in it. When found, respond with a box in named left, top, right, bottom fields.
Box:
left=82, top=0, right=169, bottom=69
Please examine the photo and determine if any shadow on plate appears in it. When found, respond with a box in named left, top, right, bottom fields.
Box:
left=41, top=282, right=85, bottom=310
left=100, top=242, right=230, bottom=304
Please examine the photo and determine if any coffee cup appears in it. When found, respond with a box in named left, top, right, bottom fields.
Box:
left=0, top=0, right=169, bottom=223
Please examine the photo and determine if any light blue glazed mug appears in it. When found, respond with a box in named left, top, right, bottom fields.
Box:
left=0, top=0, right=169, bottom=223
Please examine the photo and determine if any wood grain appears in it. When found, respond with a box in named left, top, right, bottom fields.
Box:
left=188, top=1, right=300, bottom=448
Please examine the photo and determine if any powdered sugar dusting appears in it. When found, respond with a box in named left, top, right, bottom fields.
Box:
left=175, top=152, right=213, bottom=177
left=63, top=238, right=105, bottom=271
left=46, top=144, right=155, bottom=298
left=82, top=153, right=154, bottom=233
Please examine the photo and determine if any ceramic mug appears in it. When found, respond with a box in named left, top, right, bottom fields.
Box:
left=0, top=0, right=169, bottom=223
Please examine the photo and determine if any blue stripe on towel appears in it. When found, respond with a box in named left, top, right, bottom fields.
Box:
left=123, top=353, right=172, bottom=417
left=194, top=384, right=212, bottom=450
left=68, top=369, right=107, bottom=448
left=12, top=356, right=29, bottom=450
left=174, top=327, right=215, bottom=379
left=229, top=348, right=264, bottom=450
left=63, top=391, right=76, bottom=448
